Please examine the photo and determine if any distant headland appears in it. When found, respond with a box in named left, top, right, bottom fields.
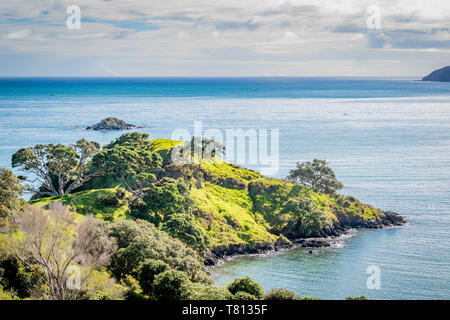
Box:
left=422, top=66, right=450, bottom=82
left=86, top=117, right=144, bottom=131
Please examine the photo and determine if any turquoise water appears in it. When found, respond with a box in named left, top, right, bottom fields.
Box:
left=0, top=78, right=449, bottom=299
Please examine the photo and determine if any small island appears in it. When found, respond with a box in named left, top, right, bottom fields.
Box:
left=86, top=117, right=144, bottom=131
left=422, top=66, right=450, bottom=82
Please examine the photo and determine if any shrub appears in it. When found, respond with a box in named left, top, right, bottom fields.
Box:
left=0, top=255, right=44, bottom=299
left=162, top=212, right=210, bottom=252
left=227, top=276, right=264, bottom=299
left=0, top=168, right=25, bottom=220
left=97, top=192, right=119, bottom=207
left=264, top=288, right=300, bottom=300
left=188, top=283, right=231, bottom=300
left=0, top=285, right=18, bottom=300
left=122, top=275, right=145, bottom=300
left=108, top=219, right=211, bottom=285
left=138, top=259, right=170, bottom=295
left=152, top=270, right=191, bottom=300
left=345, top=296, right=368, bottom=300
left=115, top=188, right=127, bottom=200
left=79, top=269, right=127, bottom=300
left=232, top=291, right=258, bottom=300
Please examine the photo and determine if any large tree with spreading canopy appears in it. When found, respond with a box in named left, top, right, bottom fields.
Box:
left=11, top=139, right=101, bottom=196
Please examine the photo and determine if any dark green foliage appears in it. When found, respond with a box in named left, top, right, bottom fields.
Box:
left=278, top=198, right=328, bottom=237
left=152, top=270, right=191, bottom=300
left=232, top=291, right=258, bottom=300
left=143, top=178, right=192, bottom=215
left=345, top=296, right=368, bottom=300
left=162, top=212, right=210, bottom=252
left=11, top=139, right=101, bottom=196
left=122, top=275, right=146, bottom=300
left=287, top=159, right=343, bottom=194
left=264, top=288, right=300, bottom=300
left=0, top=256, right=43, bottom=298
left=107, top=219, right=211, bottom=285
left=131, top=178, right=195, bottom=227
left=0, top=168, right=25, bottom=220
left=138, top=259, right=170, bottom=295
left=187, top=283, right=232, bottom=300
left=227, top=276, right=264, bottom=299
left=104, top=132, right=150, bottom=149
left=96, top=188, right=128, bottom=207
left=97, top=192, right=119, bottom=207
left=91, top=138, right=162, bottom=199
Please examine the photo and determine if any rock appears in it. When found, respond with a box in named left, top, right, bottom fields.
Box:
left=294, top=239, right=331, bottom=248
left=380, top=211, right=407, bottom=226
left=203, top=241, right=295, bottom=266
left=85, top=117, right=143, bottom=131
left=422, top=66, right=450, bottom=82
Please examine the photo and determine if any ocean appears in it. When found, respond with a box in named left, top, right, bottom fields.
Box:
left=0, top=77, right=449, bottom=299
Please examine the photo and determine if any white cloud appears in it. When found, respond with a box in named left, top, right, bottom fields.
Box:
left=5, top=29, right=31, bottom=40
left=0, top=0, right=449, bottom=76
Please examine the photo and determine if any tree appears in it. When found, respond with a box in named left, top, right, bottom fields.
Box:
left=278, top=198, right=329, bottom=237
left=189, top=136, right=224, bottom=167
left=287, top=159, right=343, bottom=194
left=264, top=288, right=300, bottom=300
left=7, top=202, right=117, bottom=300
left=104, top=132, right=150, bottom=150
left=92, top=140, right=162, bottom=200
left=227, top=276, right=264, bottom=299
left=170, top=137, right=224, bottom=189
left=11, top=140, right=101, bottom=196
left=162, top=212, right=210, bottom=252
left=137, top=259, right=170, bottom=296
left=0, top=168, right=25, bottom=220
left=132, top=178, right=194, bottom=225
left=107, top=219, right=211, bottom=285
left=152, top=270, right=191, bottom=300
left=231, top=291, right=258, bottom=300
left=187, top=283, right=231, bottom=300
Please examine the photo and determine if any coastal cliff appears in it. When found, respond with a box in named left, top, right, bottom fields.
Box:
left=422, top=66, right=450, bottom=82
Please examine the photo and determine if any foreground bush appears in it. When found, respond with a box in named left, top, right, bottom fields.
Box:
left=227, top=276, right=264, bottom=299
left=188, top=283, right=231, bottom=300
left=152, top=270, right=190, bottom=300
left=108, top=219, right=211, bottom=285
left=264, top=288, right=300, bottom=300
left=7, top=202, right=117, bottom=300
left=138, top=259, right=170, bottom=296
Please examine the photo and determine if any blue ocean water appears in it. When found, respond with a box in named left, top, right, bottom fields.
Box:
left=0, top=77, right=449, bottom=299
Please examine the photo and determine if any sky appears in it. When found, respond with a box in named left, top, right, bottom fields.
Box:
left=0, top=0, right=449, bottom=77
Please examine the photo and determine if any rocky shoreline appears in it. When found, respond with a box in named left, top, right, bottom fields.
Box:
left=204, top=211, right=406, bottom=266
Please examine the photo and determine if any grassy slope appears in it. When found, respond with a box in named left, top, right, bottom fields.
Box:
left=30, top=188, right=130, bottom=221
left=30, top=139, right=384, bottom=250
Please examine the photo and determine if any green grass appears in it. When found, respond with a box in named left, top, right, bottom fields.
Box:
left=30, top=188, right=130, bottom=221
left=149, top=139, right=183, bottom=162
left=190, top=182, right=276, bottom=247
left=202, top=160, right=263, bottom=182
left=148, top=139, right=183, bottom=152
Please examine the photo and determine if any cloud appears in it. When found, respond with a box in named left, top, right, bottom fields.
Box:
left=5, top=29, right=31, bottom=39
left=0, top=0, right=449, bottom=76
